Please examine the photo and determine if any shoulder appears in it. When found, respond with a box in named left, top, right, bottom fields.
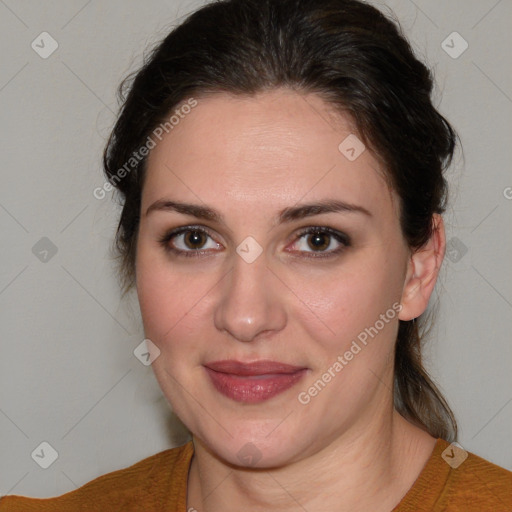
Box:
left=396, top=438, right=512, bottom=512
left=0, top=441, right=193, bottom=512
left=442, top=442, right=512, bottom=509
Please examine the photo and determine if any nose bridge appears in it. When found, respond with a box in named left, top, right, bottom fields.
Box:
left=213, top=247, right=286, bottom=343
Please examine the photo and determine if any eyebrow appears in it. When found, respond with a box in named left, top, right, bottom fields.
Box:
left=145, top=198, right=372, bottom=225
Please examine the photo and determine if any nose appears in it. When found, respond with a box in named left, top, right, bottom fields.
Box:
left=213, top=249, right=287, bottom=343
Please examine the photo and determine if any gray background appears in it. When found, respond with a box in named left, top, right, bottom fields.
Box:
left=1, top=0, right=511, bottom=498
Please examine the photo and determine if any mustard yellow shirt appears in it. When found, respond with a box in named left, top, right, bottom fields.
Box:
left=1, top=438, right=511, bottom=511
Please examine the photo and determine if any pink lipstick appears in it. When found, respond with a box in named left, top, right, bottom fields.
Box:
left=204, top=360, right=308, bottom=403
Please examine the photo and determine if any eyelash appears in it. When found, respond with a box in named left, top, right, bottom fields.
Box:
left=158, top=225, right=351, bottom=260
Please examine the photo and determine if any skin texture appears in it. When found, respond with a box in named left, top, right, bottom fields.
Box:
left=135, top=88, right=445, bottom=511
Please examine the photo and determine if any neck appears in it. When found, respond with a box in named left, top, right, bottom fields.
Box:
left=187, top=408, right=436, bottom=512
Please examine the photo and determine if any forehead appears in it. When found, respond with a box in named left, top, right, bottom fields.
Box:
left=142, top=89, right=396, bottom=219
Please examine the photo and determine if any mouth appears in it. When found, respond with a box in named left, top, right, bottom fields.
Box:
left=204, top=360, right=308, bottom=404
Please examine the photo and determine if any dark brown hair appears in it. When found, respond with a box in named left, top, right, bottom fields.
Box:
left=103, top=0, right=458, bottom=441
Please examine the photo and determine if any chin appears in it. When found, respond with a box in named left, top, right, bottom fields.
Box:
left=197, top=423, right=311, bottom=469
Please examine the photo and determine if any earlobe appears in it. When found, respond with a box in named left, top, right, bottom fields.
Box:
left=399, top=214, right=446, bottom=321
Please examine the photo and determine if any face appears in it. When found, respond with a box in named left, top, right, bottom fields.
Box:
left=136, top=89, right=413, bottom=468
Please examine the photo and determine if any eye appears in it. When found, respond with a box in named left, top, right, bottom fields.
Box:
left=158, top=225, right=350, bottom=259
left=288, top=226, right=351, bottom=258
left=158, top=226, right=220, bottom=258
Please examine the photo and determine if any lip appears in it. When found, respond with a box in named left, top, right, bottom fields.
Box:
left=204, top=360, right=308, bottom=403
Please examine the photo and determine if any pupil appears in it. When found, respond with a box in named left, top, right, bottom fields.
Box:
left=186, top=231, right=204, bottom=249
left=310, top=233, right=328, bottom=251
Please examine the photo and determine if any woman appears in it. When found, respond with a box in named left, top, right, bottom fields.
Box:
left=1, top=0, right=510, bottom=510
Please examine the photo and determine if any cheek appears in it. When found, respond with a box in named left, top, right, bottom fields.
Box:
left=290, top=263, right=403, bottom=421
left=135, top=241, right=221, bottom=367
left=136, top=240, right=183, bottom=342
left=135, top=257, right=206, bottom=402
left=136, top=262, right=204, bottom=345
left=291, top=251, right=405, bottom=357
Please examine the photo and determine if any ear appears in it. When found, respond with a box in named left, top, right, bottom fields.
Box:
left=399, top=214, right=445, bottom=321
